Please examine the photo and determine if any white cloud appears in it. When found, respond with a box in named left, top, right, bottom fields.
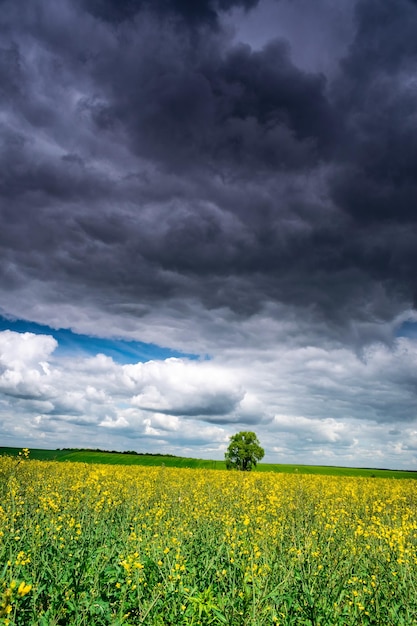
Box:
left=0, top=330, right=57, bottom=368
left=127, top=358, right=244, bottom=416
left=272, top=414, right=352, bottom=444
left=0, top=331, right=57, bottom=399
left=1, top=328, right=417, bottom=468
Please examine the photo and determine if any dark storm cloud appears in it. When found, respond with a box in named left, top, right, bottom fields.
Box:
left=85, top=0, right=259, bottom=25
left=1, top=0, right=417, bottom=340
left=331, top=0, right=417, bottom=223
left=94, top=34, right=335, bottom=174
left=327, top=0, right=417, bottom=310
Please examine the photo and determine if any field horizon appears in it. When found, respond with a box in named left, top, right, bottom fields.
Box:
left=1, top=446, right=417, bottom=479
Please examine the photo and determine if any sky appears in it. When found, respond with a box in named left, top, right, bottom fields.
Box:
left=1, top=0, right=417, bottom=468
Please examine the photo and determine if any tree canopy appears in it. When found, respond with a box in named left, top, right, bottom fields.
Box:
left=225, top=431, right=264, bottom=471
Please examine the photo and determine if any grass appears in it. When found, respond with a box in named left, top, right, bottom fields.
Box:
left=1, top=447, right=417, bottom=478
left=2, top=455, right=417, bottom=624
left=0, top=448, right=225, bottom=470
left=258, top=463, right=417, bottom=479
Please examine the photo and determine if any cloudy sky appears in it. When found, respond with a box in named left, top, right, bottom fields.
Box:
left=1, top=0, right=417, bottom=468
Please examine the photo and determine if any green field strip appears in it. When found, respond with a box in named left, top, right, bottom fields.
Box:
left=1, top=446, right=417, bottom=478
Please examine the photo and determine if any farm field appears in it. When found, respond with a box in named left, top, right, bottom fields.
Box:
left=0, top=448, right=225, bottom=470
left=2, top=447, right=417, bottom=479
left=2, top=453, right=417, bottom=624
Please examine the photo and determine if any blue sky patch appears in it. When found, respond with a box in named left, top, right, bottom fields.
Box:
left=0, top=316, right=198, bottom=364
left=396, top=321, right=417, bottom=340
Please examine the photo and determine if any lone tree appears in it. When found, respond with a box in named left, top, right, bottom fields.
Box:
left=225, top=431, right=264, bottom=471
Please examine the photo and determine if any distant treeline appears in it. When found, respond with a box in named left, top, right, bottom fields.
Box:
left=57, top=448, right=178, bottom=458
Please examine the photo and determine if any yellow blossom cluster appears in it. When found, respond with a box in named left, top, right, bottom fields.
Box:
left=1, top=453, right=417, bottom=624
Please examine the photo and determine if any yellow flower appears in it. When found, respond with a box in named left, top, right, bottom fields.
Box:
left=17, top=582, right=32, bottom=597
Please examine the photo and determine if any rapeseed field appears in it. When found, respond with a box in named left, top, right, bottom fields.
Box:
left=1, top=452, right=417, bottom=625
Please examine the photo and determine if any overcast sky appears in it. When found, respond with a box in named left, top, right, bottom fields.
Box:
left=1, top=0, right=417, bottom=468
